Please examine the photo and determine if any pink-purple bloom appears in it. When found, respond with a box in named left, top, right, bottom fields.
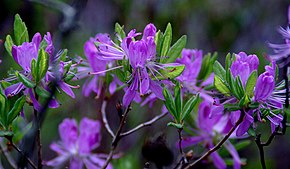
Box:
left=230, top=52, right=259, bottom=85
left=176, top=49, right=214, bottom=102
left=91, top=23, right=182, bottom=106
left=76, top=33, right=120, bottom=97
left=5, top=32, right=76, bottom=111
left=182, top=100, right=242, bottom=169
left=268, top=6, right=290, bottom=62
left=46, top=118, right=112, bottom=169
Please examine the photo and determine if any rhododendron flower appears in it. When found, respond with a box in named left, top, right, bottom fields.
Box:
left=182, top=100, right=242, bottom=169
left=46, top=118, right=112, bottom=169
left=268, top=6, right=290, bottom=62
left=76, top=33, right=120, bottom=97
left=4, top=32, right=77, bottom=111
left=231, top=63, right=284, bottom=136
left=91, top=23, right=182, bottom=106
left=176, top=49, right=214, bottom=102
left=230, top=52, right=259, bottom=85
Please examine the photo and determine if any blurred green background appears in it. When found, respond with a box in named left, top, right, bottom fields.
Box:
left=0, top=0, right=290, bottom=168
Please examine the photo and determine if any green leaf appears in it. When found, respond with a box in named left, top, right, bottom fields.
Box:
left=155, top=30, right=163, bottom=58
left=226, top=69, right=238, bottom=98
left=0, top=93, right=7, bottom=127
left=238, top=95, right=250, bottom=107
left=31, top=59, right=37, bottom=81
left=235, top=140, right=251, bottom=151
left=0, top=130, right=13, bottom=137
left=14, top=14, right=29, bottom=45
left=35, top=86, right=50, bottom=98
left=247, top=127, right=256, bottom=137
left=248, top=102, right=259, bottom=109
left=245, top=71, right=257, bottom=97
left=7, top=96, right=25, bottom=125
left=197, top=53, right=217, bottom=83
left=4, top=35, right=14, bottom=57
left=160, top=23, right=172, bottom=62
left=235, top=76, right=245, bottom=99
left=167, top=122, right=183, bottom=129
left=155, top=65, right=185, bottom=80
left=1, top=81, right=11, bottom=90
left=165, top=35, right=187, bottom=63
left=174, top=82, right=182, bottom=118
left=213, top=61, right=226, bottom=80
left=182, top=93, right=199, bottom=120
left=214, top=76, right=230, bottom=96
left=115, top=69, right=126, bottom=83
left=36, top=49, right=49, bottom=82
left=15, top=71, right=36, bottom=88
left=115, top=23, right=126, bottom=40
left=59, top=49, right=68, bottom=61
left=162, top=87, right=177, bottom=120
left=225, top=53, right=232, bottom=71
left=224, top=103, right=241, bottom=111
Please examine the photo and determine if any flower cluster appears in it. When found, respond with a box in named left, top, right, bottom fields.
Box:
left=45, top=118, right=112, bottom=169
left=0, top=7, right=289, bottom=169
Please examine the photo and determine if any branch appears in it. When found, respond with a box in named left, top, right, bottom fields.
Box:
left=7, top=138, right=37, bottom=169
left=120, top=111, right=168, bottom=137
left=101, top=104, right=131, bottom=169
left=101, top=100, right=115, bottom=138
left=0, top=139, right=17, bottom=169
left=184, top=110, right=245, bottom=169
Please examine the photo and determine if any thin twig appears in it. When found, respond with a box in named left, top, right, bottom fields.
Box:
left=255, top=134, right=267, bottom=169
left=33, top=89, right=43, bottom=169
left=0, top=139, right=17, bottom=169
left=101, top=100, right=115, bottom=138
left=8, top=140, right=37, bottom=169
left=120, top=111, right=168, bottom=137
left=101, top=104, right=131, bottom=169
left=184, top=110, right=245, bottom=169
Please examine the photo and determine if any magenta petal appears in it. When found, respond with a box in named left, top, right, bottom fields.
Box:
left=49, top=99, right=59, bottom=108
left=89, top=155, right=113, bottom=169
left=149, top=80, right=164, bottom=100
left=211, top=151, right=226, bottom=169
left=45, top=155, right=69, bottom=167
left=140, top=69, right=150, bottom=95
left=82, top=76, right=98, bottom=97
left=236, top=118, right=252, bottom=137
left=181, top=136, right=204, bottom=148
left=79, top=118, right=101, bottom=154
left=4, top=82, right=24, bottom=96
left=59, top=81, right=75, bottom=98
left=70, top=157, right=83, bottom=169
left=29, top=89, right=42, bottom=112
left=109, top=81, right=117, bottom=94
left=12, top=45, right=19, bottom=64
left=224, top=141, right=241, bottom=169
left=123, top=88, right=136, bottom=107
left=32, top=32, right=42, bottom=50
left=59, top=118, right=78, bottom=150
left=50, top=143, right=66, bottom=155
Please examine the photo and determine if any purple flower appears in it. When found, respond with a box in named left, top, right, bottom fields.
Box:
left=268, top=6, right=290, bottom=62
left=176, top=49, right=202, bottom=83
left=5, top=32, right=77, bottom=111
left=182, top=100, right=243, bottom=169
left=254, top=62, right=284, bottom=132
left=176, top=49, right=214, bottom=102
left=46, top=118, right=112, bottom=169
left=122, top=38, right=168, bottom=106
left=86, top=24, right=183, bottom=106
left=76, top=33, right=118, bottom=97
left=230, top=52, right=259, bottom=85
